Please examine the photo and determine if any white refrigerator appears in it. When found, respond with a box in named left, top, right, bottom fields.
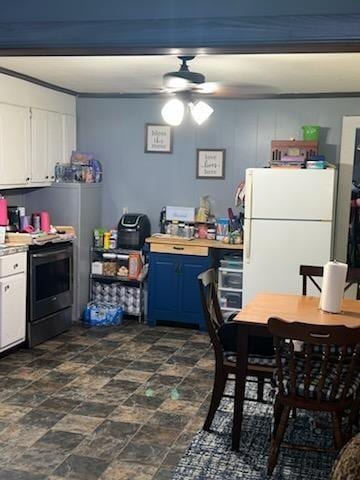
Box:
left=242, top=168, right=336, bottom=306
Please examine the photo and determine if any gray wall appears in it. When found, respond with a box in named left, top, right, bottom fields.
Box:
left=77, top=96, right=360, bottom=231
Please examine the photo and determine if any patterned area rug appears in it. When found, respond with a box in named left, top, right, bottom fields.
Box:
left=173, top=384, right=339, bottom=480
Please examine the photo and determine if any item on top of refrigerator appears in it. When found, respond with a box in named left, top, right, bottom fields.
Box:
left=128, top=252, right=143, bottom=279
left=103, top=232, right=111, bottom=250
left=91, top=261, right=103, bottom=275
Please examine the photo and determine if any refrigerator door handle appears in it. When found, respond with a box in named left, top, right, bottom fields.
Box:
left=244, top=220, right=251, bottom=263
left=246, top=171, right=253, bottom=219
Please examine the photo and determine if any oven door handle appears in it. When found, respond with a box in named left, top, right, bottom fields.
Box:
left=32, top=250, right=71, bottom=259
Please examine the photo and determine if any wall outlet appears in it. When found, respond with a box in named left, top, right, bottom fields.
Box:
left=123, top=207, right=128, bottom=214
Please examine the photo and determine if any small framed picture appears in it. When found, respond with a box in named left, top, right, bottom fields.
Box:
left=196, top=149, right=226, bottom=179
left=145, top=124, right=173, bottom=153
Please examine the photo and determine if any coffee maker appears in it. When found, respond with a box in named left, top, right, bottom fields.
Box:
left=7, top=206, right=22, bottom=232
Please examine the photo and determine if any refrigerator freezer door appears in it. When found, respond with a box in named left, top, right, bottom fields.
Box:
left=245, top=168, right=335, bottom=221
left=243, top=218, right=332, bottom=306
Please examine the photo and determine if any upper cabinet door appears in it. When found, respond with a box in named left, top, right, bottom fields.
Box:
left=62, top=114, right=76, bottom=164
left=47, top=111, right=62, bottom=180
left=31, top=108, right=49, bottom=183
left=0, top=103, right=30, bottom=185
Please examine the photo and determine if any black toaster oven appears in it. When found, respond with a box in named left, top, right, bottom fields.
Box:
left=117, top=213, right=151, bottom=250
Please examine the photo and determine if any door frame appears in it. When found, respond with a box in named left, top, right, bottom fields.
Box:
left=334, top=116, right=360, bottom=262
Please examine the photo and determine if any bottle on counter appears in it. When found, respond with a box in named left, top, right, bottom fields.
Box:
left=103, top=231, right=111, bottom=250
left=178, top=222, right=185, bottom=237
left=109, top=230, right=117, bottom=249
left=171, top=220, right=179, bottom=236
left=207, top=228, right=216, bottom=240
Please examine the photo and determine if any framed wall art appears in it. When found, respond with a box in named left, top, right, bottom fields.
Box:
left=196, top=149, right=225, bottom=179
left=145, top=124, right=173, bottom=153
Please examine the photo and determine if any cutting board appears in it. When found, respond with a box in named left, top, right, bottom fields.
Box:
left=6, top=233, right=60, bottom=245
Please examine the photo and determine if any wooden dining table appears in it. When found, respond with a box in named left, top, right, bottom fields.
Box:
left=231, top=292, right=360, bottom=451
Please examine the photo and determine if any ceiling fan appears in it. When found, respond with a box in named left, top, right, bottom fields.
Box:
left=162, top=56, right=218, bottom=95
left=160, top=56, right=217, bottom=126
left=159, top=56, right=276, bottom=125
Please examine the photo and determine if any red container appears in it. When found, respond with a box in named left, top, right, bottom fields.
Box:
left=0, top=197, right=8, bottom=226
left=40, top=211, right=51, bottom=233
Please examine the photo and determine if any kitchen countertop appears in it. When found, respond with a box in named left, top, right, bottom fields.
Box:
left=0, top=244, right=28, bottom=256
left=146, top=235, right=243, bottom=250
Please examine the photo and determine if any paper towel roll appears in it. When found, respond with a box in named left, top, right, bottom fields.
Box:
left=320, top=261, right=348, bottom=313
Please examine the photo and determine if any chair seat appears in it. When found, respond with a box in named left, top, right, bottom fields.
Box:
left=281, top=360, right=360, bottom=401
left=224, top=351, right=276, bottom=367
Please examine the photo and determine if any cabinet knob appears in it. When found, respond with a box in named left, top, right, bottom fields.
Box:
left=51, top=176, right=55, bottom=180
left=4, top=285, right=9, bottom=291
left=26, top=177, right=30, bottom=181
left=45, top=176, right=49, bottom=179
left=13, top=263, right=18, bottom=269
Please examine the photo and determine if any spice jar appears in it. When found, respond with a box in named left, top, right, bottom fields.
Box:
left=171, top=221, right=179, bottom=236
left=198, top=224, right=208, bottom=239
left=207, top=228, right=216, bottom=240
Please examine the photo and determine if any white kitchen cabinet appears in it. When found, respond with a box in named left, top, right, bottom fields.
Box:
left=31, top=108, right=49, bottom=183
left=0, top=103, right=30, bottom=186
left=47, top=111, right=62, bottom=179
left=31, top=108, right=63, bottom=184
left=0, top=252, right=27, bottom=352
left=62, top=114, right=76, bottom=164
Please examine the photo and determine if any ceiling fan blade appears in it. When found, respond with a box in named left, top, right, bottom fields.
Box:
left=211, top=82, right=278, bottom=97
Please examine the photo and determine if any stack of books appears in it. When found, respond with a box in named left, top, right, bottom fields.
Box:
left=270, top=155, right=305, bottom=169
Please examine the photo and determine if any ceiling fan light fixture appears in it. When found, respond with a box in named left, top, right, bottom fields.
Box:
left=190, top=100, right=214, bottom=125
left=161, top=98, right=185, bottom=126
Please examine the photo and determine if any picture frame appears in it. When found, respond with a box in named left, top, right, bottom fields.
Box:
left=145, top=124, right=173, bottom=153
left=196, top=149, right=226, bottom=179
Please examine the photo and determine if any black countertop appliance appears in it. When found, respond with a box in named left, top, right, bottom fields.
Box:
left=117, top=213, right=151, bottom=250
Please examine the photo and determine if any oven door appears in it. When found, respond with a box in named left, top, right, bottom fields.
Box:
left=29, top=244, right=73, bottom=321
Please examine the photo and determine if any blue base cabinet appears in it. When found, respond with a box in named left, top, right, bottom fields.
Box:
left=147, top=252, right=212, bottom=331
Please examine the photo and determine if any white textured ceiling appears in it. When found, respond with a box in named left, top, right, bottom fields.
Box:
left=1, top=53, right=360, bottom=96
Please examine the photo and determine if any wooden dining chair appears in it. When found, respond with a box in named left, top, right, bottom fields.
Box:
left=198, top=268, right=275, bottom=432
left=267, top=317, right=360, bottom=475
left=299, top=264, right=360, bottom=299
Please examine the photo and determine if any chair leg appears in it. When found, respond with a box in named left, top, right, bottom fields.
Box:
left=267, top=405, right=291, bottom=476
left=331, top=412, right=344, bottom=450
left=203, top=368, right=228, bottom=431
left=272, top=398, right=284, bottom=438
left=257, top=376, right=265, bottom=403
left=346, top=396, right=360, bottom=441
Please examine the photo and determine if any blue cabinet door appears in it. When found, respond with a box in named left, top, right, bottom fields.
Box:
left=148, top=253, right=179, bottom=325
left=148, top=251, right=212, bottom=330
left=180, top=256, right=212, bottom=330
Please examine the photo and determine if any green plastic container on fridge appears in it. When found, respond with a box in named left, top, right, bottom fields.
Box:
left=302, top=125, right=320, bottom=141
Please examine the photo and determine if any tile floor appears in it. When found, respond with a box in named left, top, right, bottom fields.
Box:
left=0, top=322, right=214, bottom=480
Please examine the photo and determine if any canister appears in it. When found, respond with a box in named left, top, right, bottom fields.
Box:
left=103, top=232, right=111, bottom=250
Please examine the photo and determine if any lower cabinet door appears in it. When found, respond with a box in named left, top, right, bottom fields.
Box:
left=180, top=256, right=212, bottom=328
left=148, top=252, right=211, bottom=329
left=148, top=254, right=180, bottom=323
left=0, top=274, right=26, bottom=350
